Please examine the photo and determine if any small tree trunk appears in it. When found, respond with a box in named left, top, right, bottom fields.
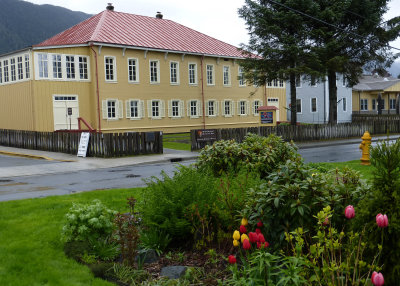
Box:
left=290, top=71, right=297, bottom=125
left=328, top=69, right=337, bottom=124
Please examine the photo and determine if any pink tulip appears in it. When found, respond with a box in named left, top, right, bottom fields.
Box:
left=376, top=214, right=389, bottom=228
left=371, top=271, right=384, bottom=286
left=345, top=205, right=355, bottom=219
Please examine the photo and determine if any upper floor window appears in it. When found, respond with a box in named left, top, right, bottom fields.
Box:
left=279, top=79, right=284, bottom=87
left=25, top=55, right=30, bottom=79
left=10, top=58, right=16, bottom=81
left=150, top=60, right=159, bottom=83
left=52, top=54, right=62, bottom=79
left=342, top=76, right=347, bottom=87
left=238, top=67, right=245, bottom=86
left=170, top=61, right=179, bottom=84
left=188, top=63, right=197, bottom=85
left=105, top=56, right=116, bottom=81
left=223, top=66, right=231, bottom=86
left=0, top=62, right=2, bottom=83
left=66, top=56, right=75, bottom=79
left=128, top=58, right=138, bottom=83
left=3, top=60, right=9, bottom=82
left=311, top=75, right=317, bottom=86
left=17, top=57, right=23, bottom=80
left=311, top=98, right=317, bottom=112
left=360, top=99, right=368, bottom=111
left=206, top=64, right=214, bottom=85
left=79, top=57, right=88, bottom=80
left=295, top=74, right=301, bottom=88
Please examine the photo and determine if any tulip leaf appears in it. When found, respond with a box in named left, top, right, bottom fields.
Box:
left=298, top=206, right=304, bottom=216
left=274, top=197, right=279, bottom=208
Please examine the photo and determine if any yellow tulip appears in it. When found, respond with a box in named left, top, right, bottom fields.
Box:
left=233, top=239, right=240, bottom=247
left=241, top=233, right=249, bottom=243
left=241, top=218, right=248, bottom=226
left=233, top=230, right=240, bottom=241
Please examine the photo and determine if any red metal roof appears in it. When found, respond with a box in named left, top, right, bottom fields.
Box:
left=35, top=10, right=245, bottom=58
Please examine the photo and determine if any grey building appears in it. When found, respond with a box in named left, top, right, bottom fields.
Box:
left=286, top=74, right=352, bottom=124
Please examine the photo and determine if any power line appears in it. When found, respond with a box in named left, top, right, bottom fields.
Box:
left=266, top=0, right=400, bottom=52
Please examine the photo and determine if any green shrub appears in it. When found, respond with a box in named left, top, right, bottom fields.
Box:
left=241, top=160, right=367, bottom=249
left=355, top=139, right=400, bottom=284
left=140, top=228, right=172, bottom=255
left=197, top=133, right=300, bottom=178
left=61, top=199, right=117, bottom=242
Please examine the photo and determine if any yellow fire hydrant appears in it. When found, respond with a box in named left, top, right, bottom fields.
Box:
left=359, top=131, right=372, bottom=165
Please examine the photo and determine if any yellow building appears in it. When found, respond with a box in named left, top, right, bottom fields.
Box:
left=352, top=75, right=400, bottom=114
left=0, top=6, right=286, bottom=133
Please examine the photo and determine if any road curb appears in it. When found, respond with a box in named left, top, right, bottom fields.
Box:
left=0, top=151, right=75, bottom=162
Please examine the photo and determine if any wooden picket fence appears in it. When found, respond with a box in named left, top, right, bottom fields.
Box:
left=191, top=120, right=400, bottom=151
left=0, top=129, right=163, bottom=157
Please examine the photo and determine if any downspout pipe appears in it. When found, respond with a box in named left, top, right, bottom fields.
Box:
left=90, top=44, right=102, bottom=133
left=200, top=55, right=206, bottom=129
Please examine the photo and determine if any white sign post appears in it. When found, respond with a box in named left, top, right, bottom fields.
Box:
left=77, top=132, right=90, bottom=157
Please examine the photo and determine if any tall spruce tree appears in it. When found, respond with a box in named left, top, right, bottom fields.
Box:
left=239, top=0, right=321, bottom=125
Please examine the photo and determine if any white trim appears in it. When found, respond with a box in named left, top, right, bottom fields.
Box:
left=149, top=59, right=160, bottom=84
left=104, top=55, right=117, bottom=82
left=127, top=57, right=139, bottom=83
left=206, top=64, right=215, bottom=86
left=188, top=62, right=198, bottom=85
left=223, top=65, right=231, bottom=86
left=169, top=61, right=180, bottom=85
left=168, top=99, right=183, bottom=118
left=238, top=66, right=245, bottom=87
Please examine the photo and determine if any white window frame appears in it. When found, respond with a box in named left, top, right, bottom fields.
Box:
left=222, top=100, right=234, bottom=117
left=206, top=100, right=219, bottom=117
left=149, top=60, right=160, bottom=84
left=147, top=99, right=165, bottom=119
left=10, top=58, right=16, bottom=82
left=102, top=99, right=123, bottom=120
left=37, top=54, right=48, bottom=79
left=170, top=61, right=179, bottom=85
left=17, top=56, right=23, bottom=80
left=360, top=99, right=368, bottom=111
left=390, top=98, right=396, bottom=110
left=238, top=67, right=245, bottom=86
left=187, top=100, right=202, bottom=118
left=311, top=98, right=317, bottom=113
left=104, top=56, right=116, bottom=82
left=253, top=100, right=262, bottom=116
left=296, top=99, right=302, bottom=114
left=206, top=64, right=214, bottom=86
left=0, top=62, right=2, bottom=84
left=128, top=58, right=139, bottom=83
left=66, top=55, right=76, bottom=79
left=223, top=65, right=231, bottom=86
left=126, top=99, right=144, bottom=119
left=372, top=99, right=376, bottom=111
left=78, top=56, right=88, bottom=80
left=188, top=63, right=197, bottom=85
left=279, top=79, right=284, bottom=87
left=3, top=59, right=9, bottom=82
left=238, top=100, right=249, bottom=116
left=52, top=54, right=63, bottom=79
left=25, top=54, right=30, bottom=79
left=295, top=74, right=301, bottom=88
left=168, top=99, right=184, bottom=118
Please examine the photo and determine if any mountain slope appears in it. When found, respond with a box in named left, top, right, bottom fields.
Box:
left=0, top=0, right=90, bottom=54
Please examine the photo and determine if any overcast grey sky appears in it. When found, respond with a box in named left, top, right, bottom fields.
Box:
left=24, top=0, right=400, bottom=52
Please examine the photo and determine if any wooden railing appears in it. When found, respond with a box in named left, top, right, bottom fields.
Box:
left=0, top=130, right=163, bottom=157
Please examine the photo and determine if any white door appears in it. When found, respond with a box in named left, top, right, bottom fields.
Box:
left=53, top=95, right=79, bottom=130
left=267, top=98, right=279, bottom=121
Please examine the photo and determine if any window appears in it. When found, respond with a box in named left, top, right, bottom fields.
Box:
left=207, top=100, right=218, bottom=117
left=379, top=99, right=385, bottom=110
left=10, top=58, right=16, bottom=81
left=296, top=99, right=302, bottom=113
left=223, top=66, right=230, bottom=86
left=3, top=60, right=9, bottom=82
left=102, top=99, right=122, bottom=119
left=311, top=75, right=317, bottom=86
left=38, top=54, right=48, bottom=78
left=238, top=100, right=248, bottom=116
left=206, top=65, right=214, bottom=85
left=66, top=56, right=75, bottom=79
left=187, top=100, right=201, bottom=118
left=223, top=100, right=233, bottom=117
left=238, top=67, right=245, bottom=86
left=107, top=100, right=116, bottom=119
left=0, top=62, right=2, bottom=83
left=253, top=100, right=261, bottom=115
left=273, top=79, right=278, bottom=87
left=150, top=60, right=159, bottom=83
left=390, top=98, right=396, bottom=110
left=342, top=98, right=347, bottom=111
left=168, top=100, right=183, bottom=118
left=52, top=54, right=62, bottom=79
left=295, top=74, right=301, bottom=87
left=126, top=99, right=144, bottom=119
left=17, top=56, right=23, bottom=80
left=188, top=63, right=197, bottom=84
left=311, top=98, right=317, bottom=112
left=25, top=54, right=30, bottom=79
left=360, top=99, right=368, bottom=111
left=170, top=61, right=179, bottom=84
left=148, top=100, right=164, bottom=118
left=342, top=76, right=346, bottom=87
left=128, top=58, right=138, bottom=82
left=105, top=56, right=115, bottom=81
left=372, top=99, right=376, bottom=110
left=279, top=80, right=284, bottom=87
left=79, top=57, right=88, bottom=80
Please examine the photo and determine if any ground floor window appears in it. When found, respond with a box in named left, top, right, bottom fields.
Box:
left=238, top=100, right=249, bottom=116
left=187, top=100, right=201, bottom=118
left=223, top=100, right=234, bottom=117
left=253, top=100, right=261, bottom=116
left=168, top=100, right=183, bottom=118
left=102, top=99, right=122, bottom=120
left=126, top=99, right=144, bottom=119
left=296, top=99, right=302, bottom=113
left=311, top=98, right=317, bottom=112
left=360, top=99, right=368, bottom=111
left=147, top=100, right=165, bottom=119
left=390, top=98, right=396, bottom=110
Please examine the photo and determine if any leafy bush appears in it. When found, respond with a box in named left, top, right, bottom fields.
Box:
left=197, top=133, right=300, bottom=177
left=241, top=160, right=367, bottom=249
left=61, top=200, right=117, bottom=242
left=355, top=139, right=400, bottom=284
left=140, top=228, right=171, bottom=255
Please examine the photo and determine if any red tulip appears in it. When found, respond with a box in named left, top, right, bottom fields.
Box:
left=242, top=239, right=251, bottom=250
left=257, top=241, right=270, bottom=249
left=257, top=221, right=263, bottom=227
left=249, top=232, right=258, bottom=243
left=255, top=228, right=261, bottom=234
left=345, top=205, right=355, bottom=219
left=228, top=255, right=237, bottom=264
left=371, top=271, right=384, bottom=286
left=323, top=217, right=329, bottom=226
left=239, top=225, right=247, bottom=234
left=376, top=214, right=389, bottom=228
left=258, top=233, right=266, bottom=243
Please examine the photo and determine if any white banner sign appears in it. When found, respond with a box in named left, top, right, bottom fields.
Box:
left=77, top=132, right=90, bottom=157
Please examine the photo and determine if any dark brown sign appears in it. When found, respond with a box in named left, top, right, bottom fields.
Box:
left=67, top=107, right=73, bottom=116
left=195, top=129, right=217, bottom=142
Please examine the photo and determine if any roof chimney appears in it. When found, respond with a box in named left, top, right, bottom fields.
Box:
left=106, top=3, right=114, bottom=11
left=156, top=12, right=163, bottom=19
